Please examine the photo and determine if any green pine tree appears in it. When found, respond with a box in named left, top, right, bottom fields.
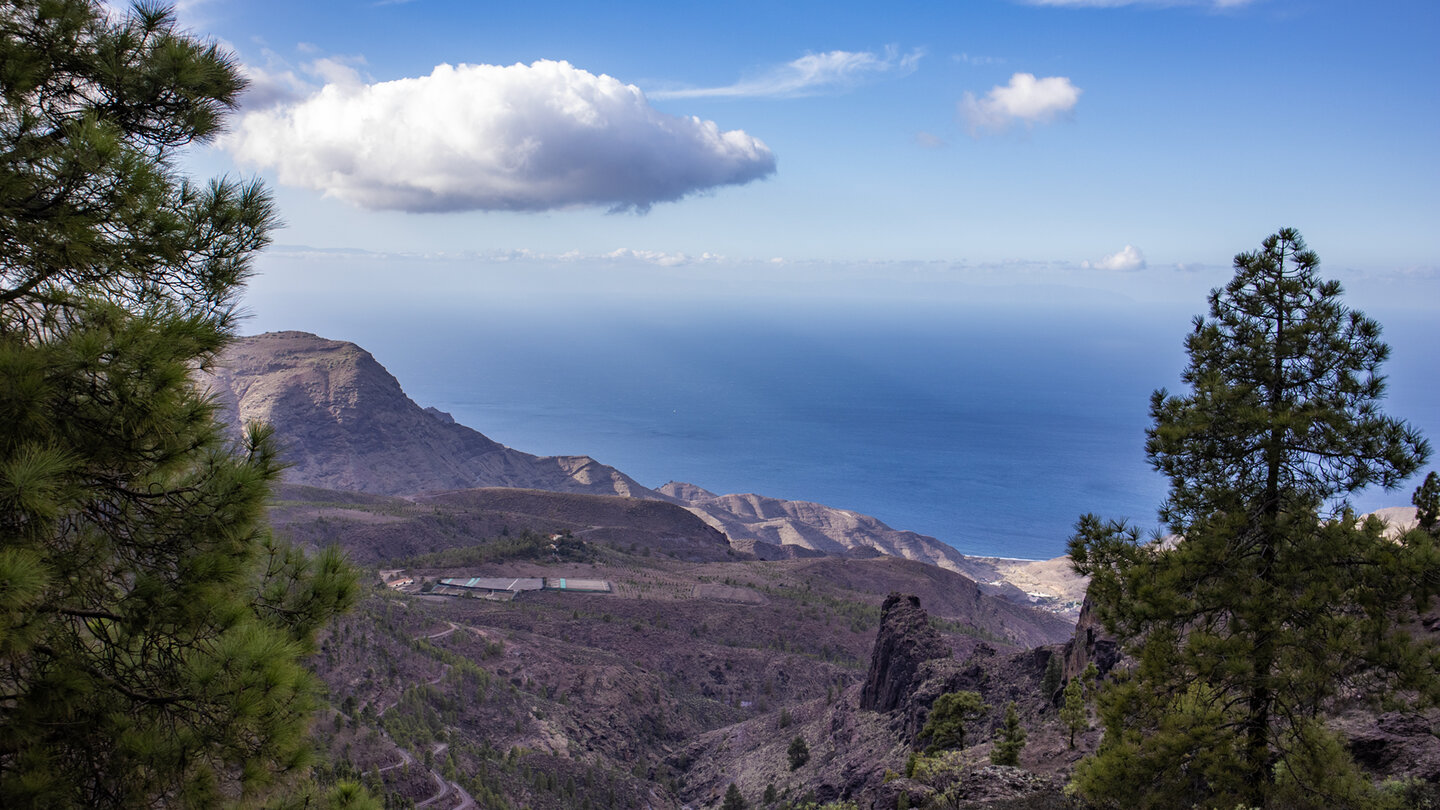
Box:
left=0, top=1, right=360, bottom=806
left=989, top=701, right=1026, bottom=766
left=722, top=782, right=747, bottom=810
left=918, top=690, right=988, bottom=753
left=1069, top=229, right=1437, bottom=809
left=787, top=735, right=810, bottom=770
left=1040, top=652, right=1063, bottom=701
left=1413, top=470, right=1439, bottom=532
left=1060, top=677, right=1086, bottom=749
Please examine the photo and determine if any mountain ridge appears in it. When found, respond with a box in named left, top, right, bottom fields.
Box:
left=204, top=331, right=658, bottom=499
left=209, top=330, right=1088, bottom=615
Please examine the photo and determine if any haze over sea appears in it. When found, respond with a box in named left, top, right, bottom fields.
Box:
left=248, top=256, right=1440, bottom=561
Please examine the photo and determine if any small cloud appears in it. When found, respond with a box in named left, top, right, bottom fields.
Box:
left=961, top=73, right=1081, bottom=135
left=651, top=46, right=923, bottom=100
left=225, top=59, right=776, bottom=213
left=1083, top=245, right=1147, bottom=271
left=953, top=53, right=1004, bottom=66
left=914, top=131, right=948, bottom=149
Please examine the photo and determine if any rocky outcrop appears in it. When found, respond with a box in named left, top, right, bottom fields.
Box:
left=860, top=593, right=952, bottom=713
left=1341, top=709, right=1440, bottom=784
left=1062, top=594, right=1121, bottom=682
left=663, top=485, right=1007, bottom=574
left=204, top=332, right=657, bottom=499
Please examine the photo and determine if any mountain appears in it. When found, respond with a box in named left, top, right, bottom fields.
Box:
left=209, top=330, right=1086, bottom=617
left=660, top=483, right=1088, bottom=618
left=203, top=331, right=657, bottom=498
left=658, top=482, right=998, bottom=570
left=269, top=483, right=736, bottom=564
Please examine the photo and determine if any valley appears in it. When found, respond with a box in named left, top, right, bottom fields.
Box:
left=222, top=329, right=1436, bottom=808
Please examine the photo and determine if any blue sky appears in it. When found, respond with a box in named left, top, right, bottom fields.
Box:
left=155, top=0, right=1440, bottom=538
left=170, top=0, right=1439, bottom=308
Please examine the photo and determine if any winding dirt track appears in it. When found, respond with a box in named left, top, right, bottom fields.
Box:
left=368, top=622, right=481, bottom=809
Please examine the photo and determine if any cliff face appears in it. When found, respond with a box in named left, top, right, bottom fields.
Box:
left=661, top=484, right=996, bottom=576
left=204, top=332, right=657, bottom=498
left=860, top=593, right=952, bottom=713
left=1062, top=594, right=1122, bottom=682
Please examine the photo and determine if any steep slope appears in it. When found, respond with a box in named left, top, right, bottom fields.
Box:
left=660, top=483, right=1086, bottom=618
left=269, top=484, right=734, bottom=564
left=660, top=483, right=978, bottom=570
left=209, top=331, right=1084, bottom=616
left=204, top=331, right=657, bottom=498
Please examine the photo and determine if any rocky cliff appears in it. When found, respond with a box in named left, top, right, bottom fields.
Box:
left=204, top=332, right=657, bottom=498
left=860, top=593, right=952, bottom=713
left=660, top=483, right=1086, bottom=620
left=662, top=484, right=990, bottom=575
left=208, top=332, right=1088, bottom=619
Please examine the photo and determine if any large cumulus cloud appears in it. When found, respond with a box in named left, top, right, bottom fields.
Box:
left=225, top=60, right=776, bottom=213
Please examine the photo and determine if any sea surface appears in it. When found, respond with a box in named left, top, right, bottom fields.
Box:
left=246, top=289, right=1439, bottom=561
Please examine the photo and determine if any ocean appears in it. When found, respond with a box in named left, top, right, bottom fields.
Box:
left=245, top=267, right=1439, bottom=560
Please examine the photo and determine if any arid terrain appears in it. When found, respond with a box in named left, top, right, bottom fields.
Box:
left=216, top=331, right=1437, bottom=808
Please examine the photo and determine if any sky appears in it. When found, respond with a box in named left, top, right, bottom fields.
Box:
left=149, top=0, right=1440, bottom=541
left=163, top=0, right=1440, bottom=308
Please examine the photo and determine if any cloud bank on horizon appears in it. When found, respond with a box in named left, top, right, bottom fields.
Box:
left=961, top=73, right=1082, bottom=135
left=1083, top=244, right=1147, bottom=271
left=225, top=59, right=775, bottom=213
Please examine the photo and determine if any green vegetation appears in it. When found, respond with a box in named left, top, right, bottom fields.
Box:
left=918, top=690, right=989, bottom=753
left=1069, top=229, right=1438, bottom=808
left=1415, top=470, right=1439, bottom=530
left=723, top=782, right=748, bottom=810
left=903, top=749, right=969, bottom=803
left=0, top=1, right=362, bottom=806
left=400, top=529, right=595, bottom=568
left=1040, top=652, right=1063, bottom=700
left=989, top=701, right=1026, bottom=766
left=788, top=735, right=811, bottom=770
left=1060, top=663, right=1098, bottom=750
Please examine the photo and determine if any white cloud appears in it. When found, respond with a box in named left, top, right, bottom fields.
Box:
left=237, top=51, right=368, bottom=111
left=960, top=73, right=1081, bottom=135
left=650, top=47, right=923, bottom=100
left=603, top=248, right=723, bottom=267
left=225, top=60, right=775, bottom=213
left=1083, top=245, right=1147, bottom=271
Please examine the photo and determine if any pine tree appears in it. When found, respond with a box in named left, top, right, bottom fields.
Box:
left=0, top=1, right=359, bottom=806
left=1070, top=229, right=1437, bottom=808
left=1040, top=652, right=1063, bottom=702
left=722, top=782, right=747, bottom=810
left=787, top=735, right=810, bottom=770
left=989, top=701, right=1026, bottom=766
left=1060, top=677, right=1086, bottom=749
left=1414, top=471, right=1439, bottom=532
left=918, top=690, right=988, bottom=753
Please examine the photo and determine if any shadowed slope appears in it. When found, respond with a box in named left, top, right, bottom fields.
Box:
left=205, top=331, right=657, bottom=498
